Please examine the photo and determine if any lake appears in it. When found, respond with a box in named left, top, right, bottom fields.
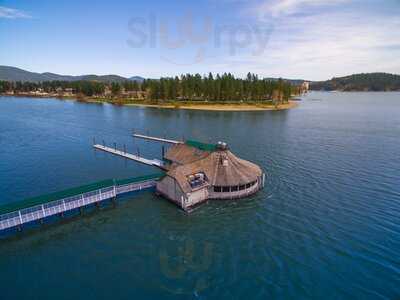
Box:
left=0, top=92, right=399, bottom=299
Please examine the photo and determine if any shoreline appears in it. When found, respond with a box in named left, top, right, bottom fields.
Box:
left=123, top=101, right=298, bottom=111
left=0, top=94, right=298, bottom=111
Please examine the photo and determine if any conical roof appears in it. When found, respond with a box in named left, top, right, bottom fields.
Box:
left=165, top=144, right=262, bottom=193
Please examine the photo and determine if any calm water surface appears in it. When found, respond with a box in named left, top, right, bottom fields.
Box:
left=0, top=92, right=399, bottom=299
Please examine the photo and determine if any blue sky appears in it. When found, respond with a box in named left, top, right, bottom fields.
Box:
left=0, top=0, right=399, bottom=80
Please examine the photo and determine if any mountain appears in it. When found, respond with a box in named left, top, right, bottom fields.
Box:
left=0, top=66, right=143, bottom=83
left=264, top=77, right=309, bottom=86
left=129, top=76, right=145, bottom=82
left=310, top=73, right=400, bottom=91
left=0, top=66, right=50, bottom=82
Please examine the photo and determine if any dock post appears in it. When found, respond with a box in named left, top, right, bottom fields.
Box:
left=79, top=207, right=83, bottom=215
left=114, top=142, right=117, bottom=151
left=111, top=180, right=117, bottom=208
left=124, top=144, right=126, bottom=154
left=102, top=140, right=105, bottom=147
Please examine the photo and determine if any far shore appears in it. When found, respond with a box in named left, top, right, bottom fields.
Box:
left=1, top=93, right=298, bottom=111
left=122, top=101, right=298, bottom=111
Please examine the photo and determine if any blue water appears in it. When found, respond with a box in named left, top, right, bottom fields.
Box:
left=0, top=93, right=399, bottom=299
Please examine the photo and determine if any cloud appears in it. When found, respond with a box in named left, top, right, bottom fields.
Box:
left=218, top=0, right=400, bottom=80
left=257, top=0, right=350, bottom=17
left=0, top=6, right=31, bottom=19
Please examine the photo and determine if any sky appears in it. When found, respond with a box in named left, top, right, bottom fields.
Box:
left=0, top=0, right=399, bottom=80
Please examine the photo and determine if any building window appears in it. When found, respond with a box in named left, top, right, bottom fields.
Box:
left=214, top=183, right=256, bottom=193
left=188, top=172, right=208, bottom=189
left=222, top=186, right=230, bottom=193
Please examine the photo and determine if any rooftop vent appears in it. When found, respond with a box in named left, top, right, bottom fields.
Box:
left=217, top=141, right=228, bottom=150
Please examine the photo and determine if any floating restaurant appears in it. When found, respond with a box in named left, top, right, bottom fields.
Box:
left=95, top=133, right=265, bottom=211
left=0, top=133, right=265, bottom=235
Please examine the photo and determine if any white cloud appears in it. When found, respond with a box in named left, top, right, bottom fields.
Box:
left=0, top=6, right=31, bottom=19
left=218, top=0, right=400, bottom=80
left=258, top=0, right=350, bottom=17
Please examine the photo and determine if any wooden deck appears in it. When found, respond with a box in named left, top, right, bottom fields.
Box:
left=93, top=144, right=165, bottom=169
left=133, top=133, right=183, bottom=144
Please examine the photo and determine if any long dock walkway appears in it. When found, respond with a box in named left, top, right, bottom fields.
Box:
left=133, top=133, right=183, bottom=144
left=0, top=173, right=163, bottom=232
left=93, top=144, right=165, bottom=169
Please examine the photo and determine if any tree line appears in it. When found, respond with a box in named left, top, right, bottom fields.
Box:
left=0, top=72, right=297, bottom=102
left=311, top=73, right=400, bottom=91
left=143, top=73, right=294, bottom=102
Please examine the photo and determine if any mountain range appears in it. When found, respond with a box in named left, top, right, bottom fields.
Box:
left=0, top=66, right=310, bottom=86
left=1, top=66, right=399, bottom=91
left=0, top=66, right=145, bottom=83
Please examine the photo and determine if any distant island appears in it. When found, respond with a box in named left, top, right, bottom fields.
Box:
left=0, top=66, right=305, bottom=111
left=310, top=73, right=400, bottom=91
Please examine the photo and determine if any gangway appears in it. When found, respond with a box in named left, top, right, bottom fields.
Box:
left=0, top=173, right=163, bottom=232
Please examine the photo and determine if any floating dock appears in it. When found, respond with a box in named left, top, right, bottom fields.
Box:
left=132, top=133, right=182, bottom=144
left=94, top=144, right=165, bottom=169
left=0, top=173, right=163, bottom=233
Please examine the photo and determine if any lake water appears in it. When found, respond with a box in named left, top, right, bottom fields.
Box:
left=0, top=92, right=399, bottom=299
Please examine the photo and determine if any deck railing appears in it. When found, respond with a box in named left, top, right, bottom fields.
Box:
left=0, top=174, right=163, bottom=232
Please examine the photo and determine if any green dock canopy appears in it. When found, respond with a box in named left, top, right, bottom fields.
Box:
left=115, top=173, right=164, bottom=186
left=185, top=140, right=217, bottom=152
left=0, top=173, right=164, bottom=215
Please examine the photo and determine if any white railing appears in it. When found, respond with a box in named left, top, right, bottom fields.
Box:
left=0, top=180, right=157, bottom=232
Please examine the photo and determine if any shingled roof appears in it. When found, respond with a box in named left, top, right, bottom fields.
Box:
left=165, top=144, right=262, bottom=193
left=164, top=143, right=209, bottom=166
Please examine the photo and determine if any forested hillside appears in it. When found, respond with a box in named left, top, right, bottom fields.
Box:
left=311, top=73, right=400, bottom=91
left=0, top=72, right=296, bottom=103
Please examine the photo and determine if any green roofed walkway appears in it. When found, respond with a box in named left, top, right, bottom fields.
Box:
left=0, top=173, right=164, bottom=232
left=185, top=140, right=217, bottom=152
